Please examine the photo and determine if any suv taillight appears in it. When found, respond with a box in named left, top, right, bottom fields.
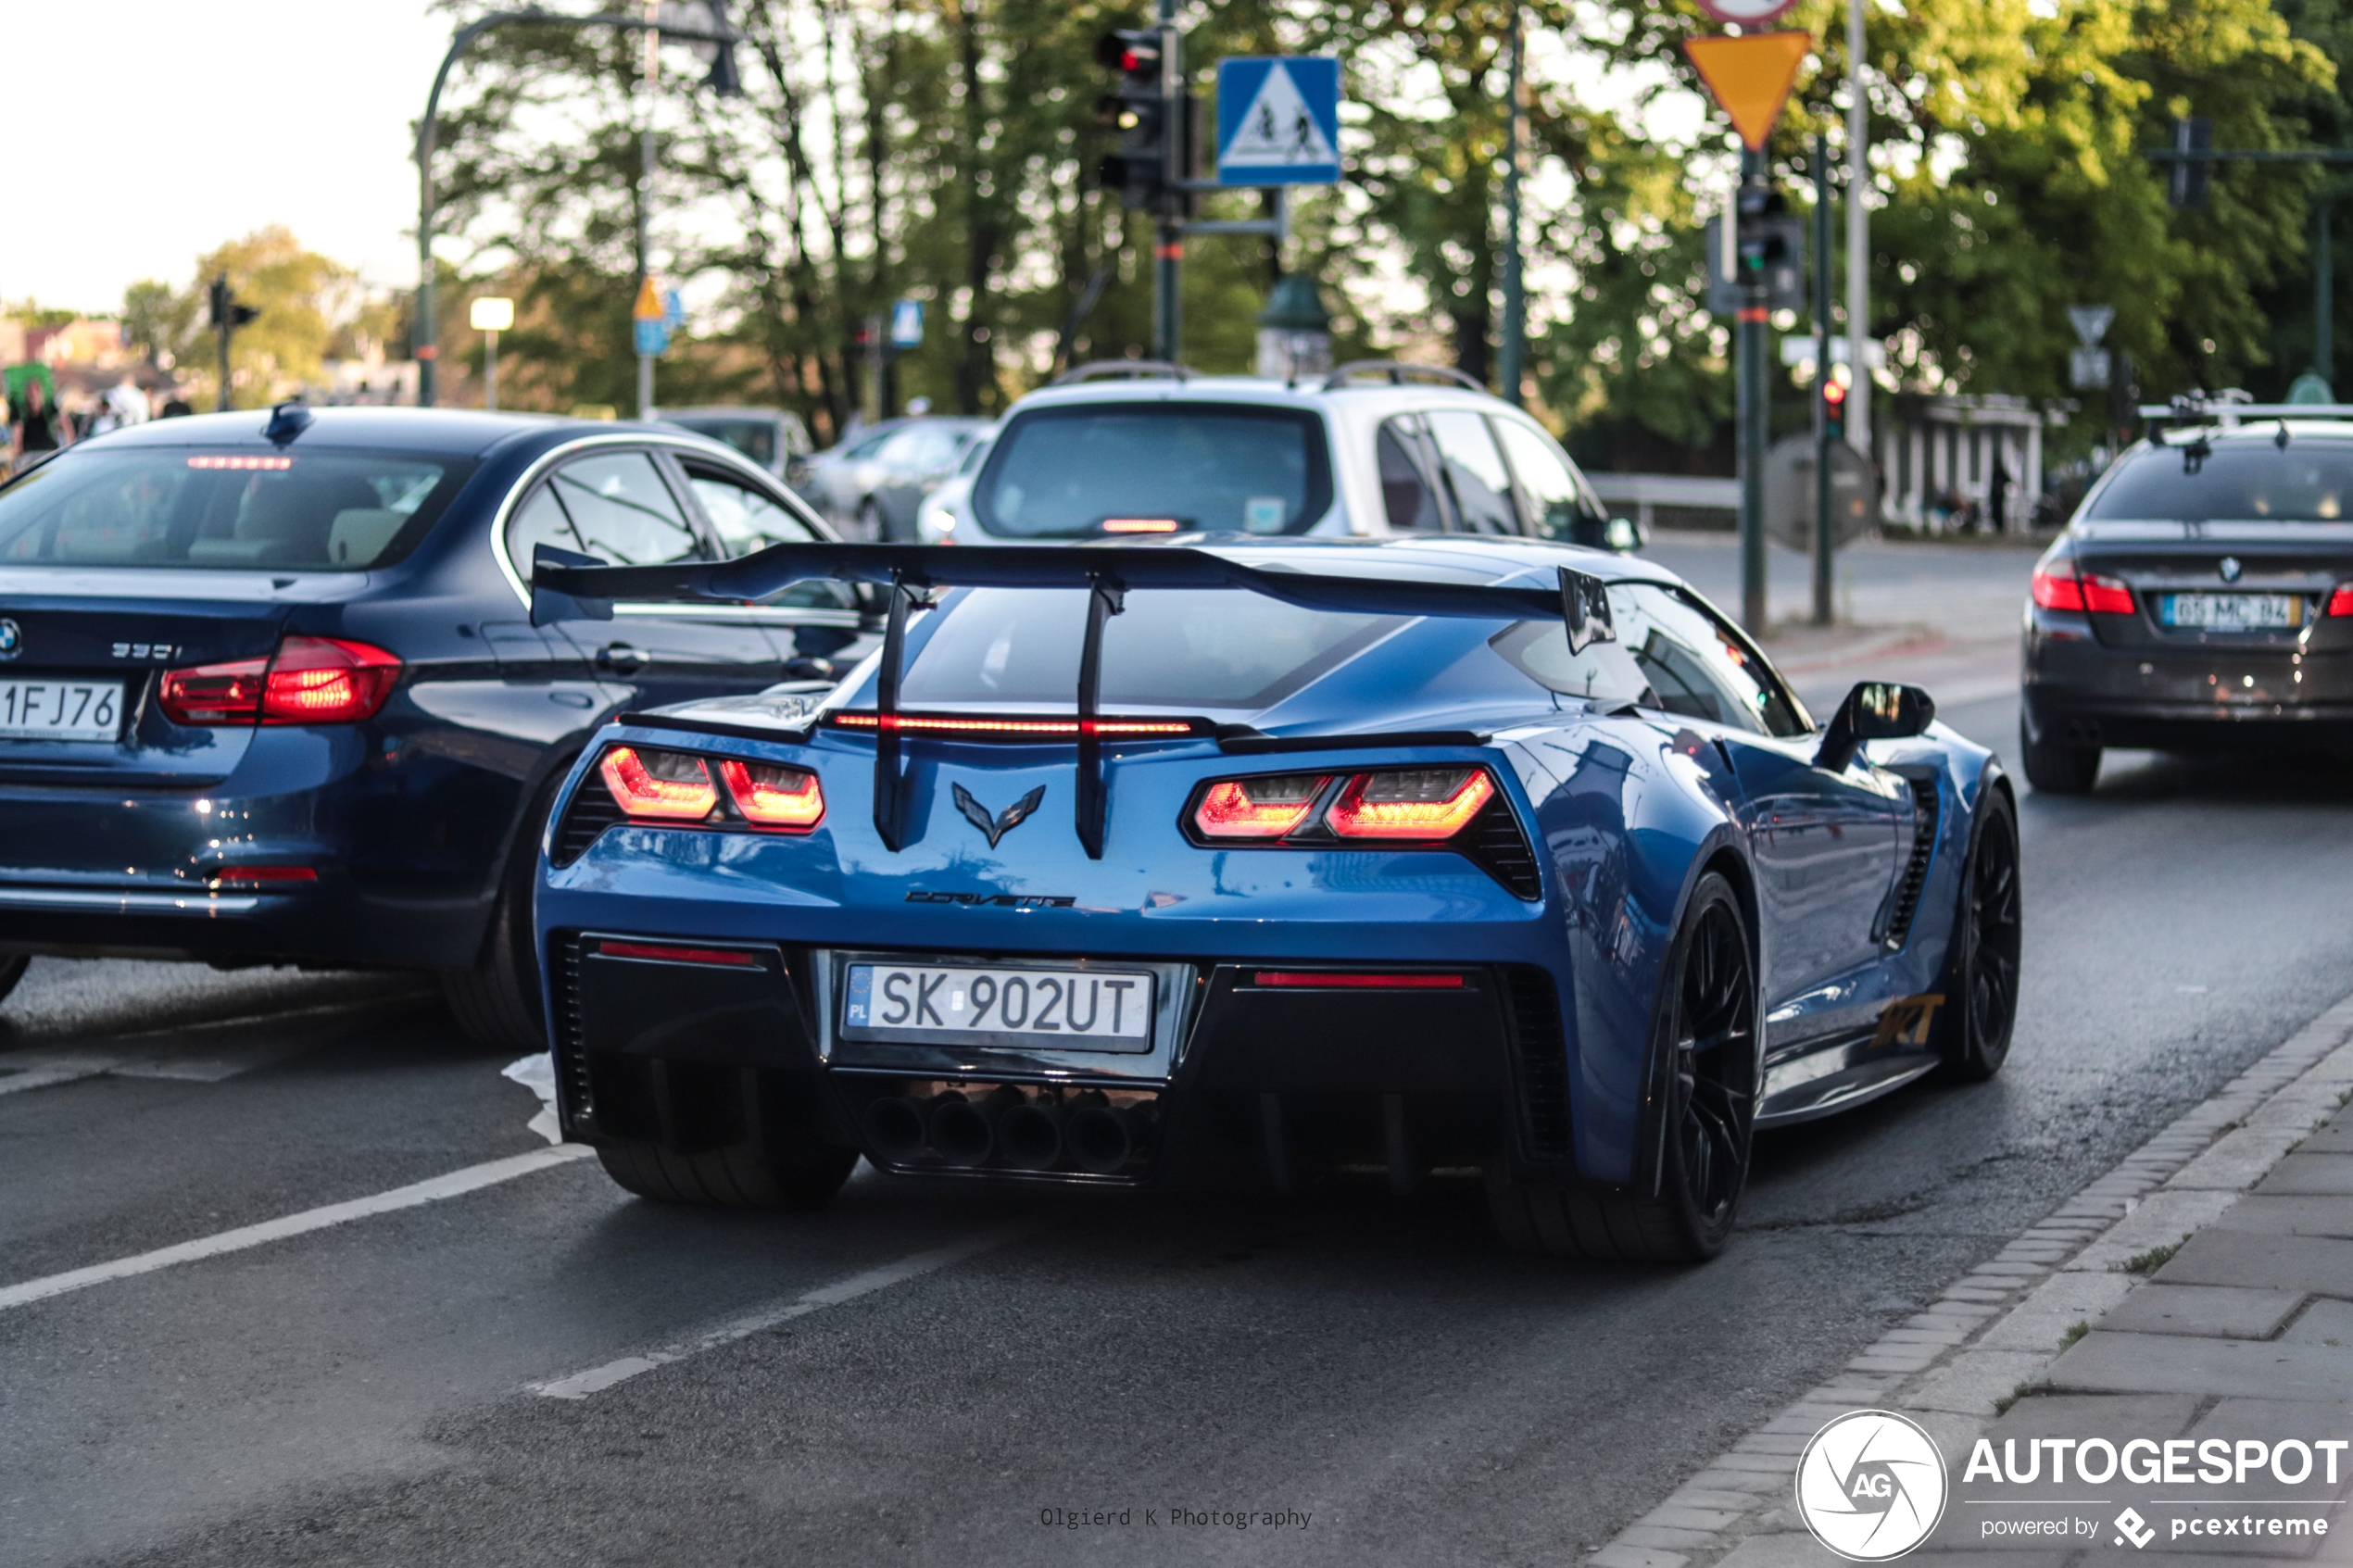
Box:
left=159, top=637, right=402, bottom=726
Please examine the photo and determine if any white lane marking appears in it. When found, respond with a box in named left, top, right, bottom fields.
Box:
left=0, top=995, right=434, bottom=1095
left=0, top=1066, right=106, bottom=1098
left=532, top=1220, right=1043, bottom=1400
left=0, top=1144, right=595, bottom=1314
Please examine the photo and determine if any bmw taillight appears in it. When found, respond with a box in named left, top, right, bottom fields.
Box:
left=598, top=746, right=719, bottom=820
left=1192, top=772, right=1328, bottom=838
left=158, top=636, right=402, bottom=726
left=2031, top=559, right=2134, bottom=615
left=2327, top=584, right=2353, bottom=617
left=719, top=759, right=825, bottom=831
left=1188, top=766, right=1502, bottom=846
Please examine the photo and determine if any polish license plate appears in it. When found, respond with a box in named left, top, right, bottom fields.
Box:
left=0, top=679, right=126, bottom=742
left=841, top=962, right=1154, bottom=1053
left=2160, top=593, right=2299, bottom=631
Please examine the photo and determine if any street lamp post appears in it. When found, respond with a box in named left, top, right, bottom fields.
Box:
left=471, top=296, right=515, bottom=409
left=413, top=6, right=740, bottom=408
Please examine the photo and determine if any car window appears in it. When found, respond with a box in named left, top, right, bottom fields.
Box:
left=974, top=403, right=1330, bottom=538
left=1426, top=410, right=1520, bottom=535
left=2083, top=439, right=2353, bottom=521
left=0, top=447, right=467, bottom=571
left=1492, top=419, right=1591, bottom=542
left=954, top=435, right=994, bottom=477
left=880, top=425, right=962, bottom=475
left=841, top=425, right=900, bottom=460
left=507, top=451, right=705, bottom=579
left=1489, top=583, right=1808, bottom=737
left=681, top=463, right=852, bottom=609
left=1377, top=418, right=1445, bottom=532
left=668, top=416, right=778, bottom=469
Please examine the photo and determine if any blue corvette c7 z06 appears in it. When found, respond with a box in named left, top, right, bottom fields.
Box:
left=531, top=537, right=2021, bottom=1260
left=0, top=406, right=863, bottom=1044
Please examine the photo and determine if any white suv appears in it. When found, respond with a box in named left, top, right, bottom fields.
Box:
left=914, top=361, right=1640, bottom=550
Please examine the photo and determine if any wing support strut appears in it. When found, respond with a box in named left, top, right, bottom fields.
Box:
left=1075, top=571, right=1126, bottom=859
left=871, top=572, right=930, bottom=851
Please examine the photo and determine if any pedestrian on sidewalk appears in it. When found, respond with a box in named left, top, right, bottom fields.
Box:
left=9, top=376, right=63, bottom=457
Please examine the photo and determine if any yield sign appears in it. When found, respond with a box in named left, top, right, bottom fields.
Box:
left=2067, top=305, right=2115, bottom=347
left=1683, top=31, right=1812, bottom=153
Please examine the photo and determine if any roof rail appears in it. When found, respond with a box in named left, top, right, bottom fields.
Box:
left=2140, top=399, right=2353, bottom=421
left=1322, top=360, right=1490, bottom=394
left=1051, top=360, right=1197, bottom=387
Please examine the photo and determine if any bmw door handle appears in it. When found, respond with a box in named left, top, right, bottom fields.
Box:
left=596, top=642, right=650, bottom=672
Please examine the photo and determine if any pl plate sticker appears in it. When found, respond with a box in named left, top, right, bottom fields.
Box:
left=1795, top=1410, right=1949, bottom=1561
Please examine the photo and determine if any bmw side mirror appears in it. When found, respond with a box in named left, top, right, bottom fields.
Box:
left=1816, top=681, right=1936, bottom=772
left=1604, top=515, right=1645, bottom=553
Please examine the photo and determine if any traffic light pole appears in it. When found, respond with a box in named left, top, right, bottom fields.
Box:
left=1812, top=133, right=1835, bottom=627
left=1737, top=154, right=1769, bottom=635
left=413, top=7, right=739, bottom=408
left=1152, top=3, right=1182, bottom=363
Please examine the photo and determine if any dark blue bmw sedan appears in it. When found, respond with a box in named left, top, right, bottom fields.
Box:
left=0, top=405, right=867, bottom=1045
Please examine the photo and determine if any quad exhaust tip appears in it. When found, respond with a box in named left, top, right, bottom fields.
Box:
left=862, top=1084, right=1152, bottom=1176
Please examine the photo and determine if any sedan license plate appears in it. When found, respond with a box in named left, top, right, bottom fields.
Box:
left=2160, top=592, right=2300, bottom=631
left=842, top=963, right=1153, bottom=1053
left=0, top=679, right=125, bottom=742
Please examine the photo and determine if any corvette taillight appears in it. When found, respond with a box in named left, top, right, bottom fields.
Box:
left=158, top=636, right=402, bottom=726
left=720, top=759, right=824, bottom=831
left=2031, top=560, right=2134, bottom=615
left=1325, top=767, right=1495, bottom=839
left=1192, top=772, right=1328, bottom=838
left=1189, top=766, right=1501, bottom=845
left=599, top=746, right=719, bottom=820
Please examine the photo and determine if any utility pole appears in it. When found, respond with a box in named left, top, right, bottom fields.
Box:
left=635, top=0, right=661, bottom=420
left=2319, top=199, right=2336, bottom=387
left=1498, top=6, right=1526, bottom=406
left=1812, top=133, right=1835, bottom=626
left=1737, top=153, right=1769, bottom=634
left=1153, top=0, right=1182, bottom=363
left=1843, top=0, right=1870, bottom=458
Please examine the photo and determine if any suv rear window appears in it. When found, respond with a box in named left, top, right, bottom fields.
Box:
left=2084, top=440, right=2353, bottom=522
left=900, top=587, right=1393, bottom=710
left=0, top=448, right=471, bottom=570
left=973, top=403, right=1331, bottom=538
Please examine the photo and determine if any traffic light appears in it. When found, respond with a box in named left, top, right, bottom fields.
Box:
left=1736, top=184, right=1791, bottom=282
left=208, top=275, right=259, bottom=332
left=704, top=0, right=742, bottom=96
left=1821, top=366, right=1850, bottom=442
left=2167, top=116, right=2212, bottom=209
left=1094, top=27, right=1169, bottom=209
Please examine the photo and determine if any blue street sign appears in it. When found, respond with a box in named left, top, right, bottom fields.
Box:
left=1216, top=56, right=1341, bottom=186
left=635, top=319, right=671, bottom=356
left=888, top=298, right=925, bottom=349
left=662, top=289, right=686, bottom=331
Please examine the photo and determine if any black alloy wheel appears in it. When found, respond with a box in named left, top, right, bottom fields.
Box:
left=1934, top=784, right=2022, bottom=1082
left=1487, top=871, right=1758, bottom=1263
left=2018, top=715, right=2100, bottom=794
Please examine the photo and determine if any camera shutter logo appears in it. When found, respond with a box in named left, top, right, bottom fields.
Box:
left=1794, top=1410, right=1949, bottom=1561
left=0, top=619, right=19, bottom=661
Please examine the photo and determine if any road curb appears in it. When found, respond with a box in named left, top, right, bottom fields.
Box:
left=1587, top=990, right=2353, bottom=1568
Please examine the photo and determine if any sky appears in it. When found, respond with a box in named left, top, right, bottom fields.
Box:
left=6, top=1, right=454, bottom=314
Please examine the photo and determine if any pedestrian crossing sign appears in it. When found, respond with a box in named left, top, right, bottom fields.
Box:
left=1216, top=56, right=1341, bottom=185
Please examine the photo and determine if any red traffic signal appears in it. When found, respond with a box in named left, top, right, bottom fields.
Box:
left=1094, top=29, right=1160, bottom=79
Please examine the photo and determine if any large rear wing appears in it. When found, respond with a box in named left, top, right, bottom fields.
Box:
left=532, top=542, right=1619, bottom=859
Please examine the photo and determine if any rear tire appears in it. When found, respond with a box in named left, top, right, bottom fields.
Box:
left=597, top=1138, right=859, bottom=1210
left=2019, top=716, right=2099, bottom=794
left=1487, top=872, right=1759, bottom=1263
left=0, top=953, right=28, bottom=1006
left=1932, top=784, right=2022, bottom=1082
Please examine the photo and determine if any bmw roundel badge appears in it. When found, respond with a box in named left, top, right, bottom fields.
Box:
left=2219, top=556, right=2243, bottom=583
left=0, top=618, right=19, bottom=661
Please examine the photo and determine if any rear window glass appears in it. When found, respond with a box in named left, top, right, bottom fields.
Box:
left=973, top=404, right=1330, bottom=539
left=0, top=448, right=469, bottom=570
left=2084, top=440, right=2353, bottom=522
left=1491, top=583, right=1807, bottom=737
left=900, top=588, right=1393, bottom=709
left=667, top=416, right=783, bottom=468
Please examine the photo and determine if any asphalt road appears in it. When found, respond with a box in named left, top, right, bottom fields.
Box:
left=9, top=538, right=2353, bottom=1568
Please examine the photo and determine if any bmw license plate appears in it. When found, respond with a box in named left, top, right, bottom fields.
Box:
left=2160, top=593, right=2300, bottom=631
left=0, top=678, right=125, bottom=742
left=841, top=962, right=1154, bottom=1053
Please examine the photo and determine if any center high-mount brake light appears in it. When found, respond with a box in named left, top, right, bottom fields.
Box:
left=2031, top=560, right=2134, bottom=615
left=158, top=637, right=402, bottom=726
left=598, top=746, right=719, bottom=820
left=828, top=712, right=1197, bottom=736
left=1325, top=767, right=1495, bottom=839
left=1101, top=518, right=1180, bottom=533
left=1193, top=772, right=1328, bottom=838
left=719, top=759, right=825, bottom=830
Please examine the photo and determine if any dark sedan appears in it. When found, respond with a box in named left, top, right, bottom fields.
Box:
left=2021, top=410, right=2353, bottom=792
left=0, top=406, right=870, bottom=1041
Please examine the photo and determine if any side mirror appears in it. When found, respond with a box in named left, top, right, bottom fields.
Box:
left=1816, top=681, right=1935, bottom=772
left=1604, top=515, right=1645, bottom=553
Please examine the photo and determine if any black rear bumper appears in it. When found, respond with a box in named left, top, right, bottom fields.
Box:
left=548, top=932, right=1580, bottom=1190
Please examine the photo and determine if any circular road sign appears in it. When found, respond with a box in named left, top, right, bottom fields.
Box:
left=1698, top=0, right=1801, bottom=21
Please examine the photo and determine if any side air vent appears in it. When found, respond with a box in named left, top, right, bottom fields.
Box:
left=549, top=932, right=593, bottom=1127
left=1500, top=965, right=1572, bottom=1160
left=1882, top=775, right=1942, bottom=951
left=1462, top=796, right=1542, bottom=900
left=551, top=773, right=625, bottom=867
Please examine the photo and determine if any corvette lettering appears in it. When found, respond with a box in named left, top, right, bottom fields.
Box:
left=905, top=890, right=1076, bottom=908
